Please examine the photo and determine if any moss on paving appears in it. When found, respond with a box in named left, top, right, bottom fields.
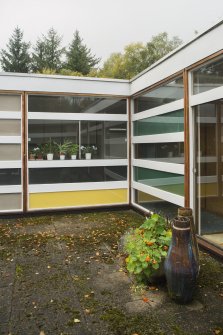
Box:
left=0, top=210, right=222, bottom=335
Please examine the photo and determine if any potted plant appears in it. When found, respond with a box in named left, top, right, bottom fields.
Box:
left=124, top=213, right=172, bottom=283
left=68, top=143, right=79, bottom=160
left=41, top=138, right=55, bottom=161
left=81, top=145, right=97, bottom=159
left=29, top=145, right=43, bottom=160
left=55, top=140, right=72, bottom=160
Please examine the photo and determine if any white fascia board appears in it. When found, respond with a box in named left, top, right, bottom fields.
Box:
left=28, top=159, right=128, bottom=168
left=0, top=185, right=22, bottom=194
left=132, top=181, right=184, bottom=207
left=190, top=86, right=223, bottom=107
left=29, top=181, right=128, bottom=193
left=131, top=22, right=223, bottom=95
left=133, top=159, right=184, bottom=174
left=0, top=73, right=130, bottom=96
left=0, top=161, right=22, bottom=168
left=28, top=112, right=127, bottom=122
left=132, top=132, right=184, bottom=143
left=132, top=99, right=184, bottom=121
left=0, top=136, right=21, bottom=143
left=0, top=112, right=21, bottom=119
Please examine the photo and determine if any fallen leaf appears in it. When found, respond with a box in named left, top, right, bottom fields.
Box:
left=74, top=318, right=81, bottom=323
left=142, top=297, right=149, bottom=303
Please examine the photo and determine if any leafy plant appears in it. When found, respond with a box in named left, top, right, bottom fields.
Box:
left=68, top=143, right=79, bottom=156
left=41, top=138, right=57, bottom=157
left=81, top=145, right=97, bottom=155
left=55, top=139, right=72, bottom=155
left=124, top=213, right=172, bottom=282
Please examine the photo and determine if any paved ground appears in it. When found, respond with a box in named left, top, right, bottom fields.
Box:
left=0, top=210, right=222, bottom=335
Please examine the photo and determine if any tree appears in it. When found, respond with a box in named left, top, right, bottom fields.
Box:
left=0, top=27, right=31, bottom=73
left=99, top=32, right=182, bottom=79
left=65, top=30, right=100, bottom=75
left=32, top=28, right=64, bottom=72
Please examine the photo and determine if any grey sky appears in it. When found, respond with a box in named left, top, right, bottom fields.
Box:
left=1, top=0, right=223, bottom=65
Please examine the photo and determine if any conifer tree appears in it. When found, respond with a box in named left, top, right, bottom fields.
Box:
left=65, top=30, right=100, bottom=75
left=0, top=27, right=31, bottom=73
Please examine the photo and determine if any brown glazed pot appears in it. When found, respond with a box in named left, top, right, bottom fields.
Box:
left=164, top=217, right=199, bottom=304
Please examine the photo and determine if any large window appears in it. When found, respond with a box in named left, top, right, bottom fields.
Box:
left=134, top=110, right=184, bottom=136
left=29, top=166, right=127, bottom=184
left=192, top=56, right=223, bottom=95
left=134, top=167, right=184, bottom=196
left=29, top=95, right=127, bottom=114
left=134, top=77, right=184, bottom=114
left=135, top=142, right=184, bottom=163
left=28, top=120, right=127, bottom=160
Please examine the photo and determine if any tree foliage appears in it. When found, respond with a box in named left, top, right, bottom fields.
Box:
left=0, top=27, right=31, bottom=73
left=32, top=28, right=65, bottom=72
left=65, top=30, right=100, bottom=75
left=99, top=32, right=182, bottom=79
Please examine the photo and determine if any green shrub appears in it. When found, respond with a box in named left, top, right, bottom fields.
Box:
left=124, top=214, right=172, bottom=281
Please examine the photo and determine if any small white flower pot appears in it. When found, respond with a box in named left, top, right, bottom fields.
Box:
left=47, top=153, right=54, bottom=160
left=60, top=154, right=65, bottom=160
left=71, top=154, right=77, bottom=160
left=85, top=153, right=91, bottom=160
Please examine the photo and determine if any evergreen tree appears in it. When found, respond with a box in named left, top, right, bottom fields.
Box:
left=65, top=30, right=100, bottom=75
left=0, top=27, right=31, bottom=73
left=32, top=28, right=64, bottom=72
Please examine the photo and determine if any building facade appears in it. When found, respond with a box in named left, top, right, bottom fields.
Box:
left=0, top=21, right=223, bottom=254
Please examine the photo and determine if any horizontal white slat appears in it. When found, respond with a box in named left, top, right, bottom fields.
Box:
left=132, top=132, right=184, bottom=143
left=190, top=86, right=223, bottom=107
left=0, top=185, right=22, bottom=194
left=132, top=99, right=184, bottom=121
left=0, top=161, right=22, bottom=168
left=0, top=136, right=21, bottom=144
left=29, top=181, right=128, bottom=193
left=28, top=159, right=128, bottom=168
left=133, top=159, right=184, bottom=174
left=132, top=181, right=184, bottom=207
left=0, top=112, right=21, bottom=119
left=28, top=112, right=127, bottom=122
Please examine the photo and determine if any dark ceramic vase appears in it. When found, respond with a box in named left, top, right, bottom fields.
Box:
left=164, top=217, right=199, bottom=304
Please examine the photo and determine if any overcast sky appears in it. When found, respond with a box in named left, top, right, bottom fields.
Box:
left=1, top=0, right=223, bottom=65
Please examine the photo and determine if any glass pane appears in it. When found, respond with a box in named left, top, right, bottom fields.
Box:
left=0, top=193, right=21, bottom=210
left=134, top=166, right=184, bottom=196
left=0, top=120, right=21, bottom=136
left=134, top=77, right=184, bottom=113
left=0, top=95, right=21, bottom=111
left=135, top=142, right=184, bottom=164
left=0, top=144, right=21, bottom=160
left=135, top=189, right=178, bottom=219
left=29, top=95, right=126, bottom=114
left=28, top=120, right=79, bottom=159
left=134, top=110, right=184, bottom=136
left=193, top=57, right=223, bottom=95
left=81, top=121, right=127, bottom=159
left=195, top=100, right=223, bottom=244
left=29, top=166, right=127, bottom=184
left=0, top=169, right=21, bottom=185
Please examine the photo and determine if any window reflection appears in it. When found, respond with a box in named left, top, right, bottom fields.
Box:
left=135, top=142, right=184, bottom=163
left=134, top=77, right=184, bottom=113
left=193, top=56, right=223, bottom=95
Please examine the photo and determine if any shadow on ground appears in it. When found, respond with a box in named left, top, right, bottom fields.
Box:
left=0, top=210, right=222, bottom=335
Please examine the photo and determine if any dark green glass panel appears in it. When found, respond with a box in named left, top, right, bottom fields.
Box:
left=134, top=167, right=184, bottom=196
left=134, top=110, right=184, bottom=136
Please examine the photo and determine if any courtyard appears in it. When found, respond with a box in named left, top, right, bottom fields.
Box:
left=0, top=210, right=222, bottom=335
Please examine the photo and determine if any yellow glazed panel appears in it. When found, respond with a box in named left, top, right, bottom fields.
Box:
left=29, top=189, right=128, bottom=209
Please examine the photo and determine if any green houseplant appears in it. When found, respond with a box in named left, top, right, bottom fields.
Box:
left=55, top=140, right=72, bottom=160
left=41, top=138, right=56, bottom=160
left=81, top=145, right=97, bottom=159
left=124, top=213, right=172, bottom=282
left=68, top=143, right=79, bottom=160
